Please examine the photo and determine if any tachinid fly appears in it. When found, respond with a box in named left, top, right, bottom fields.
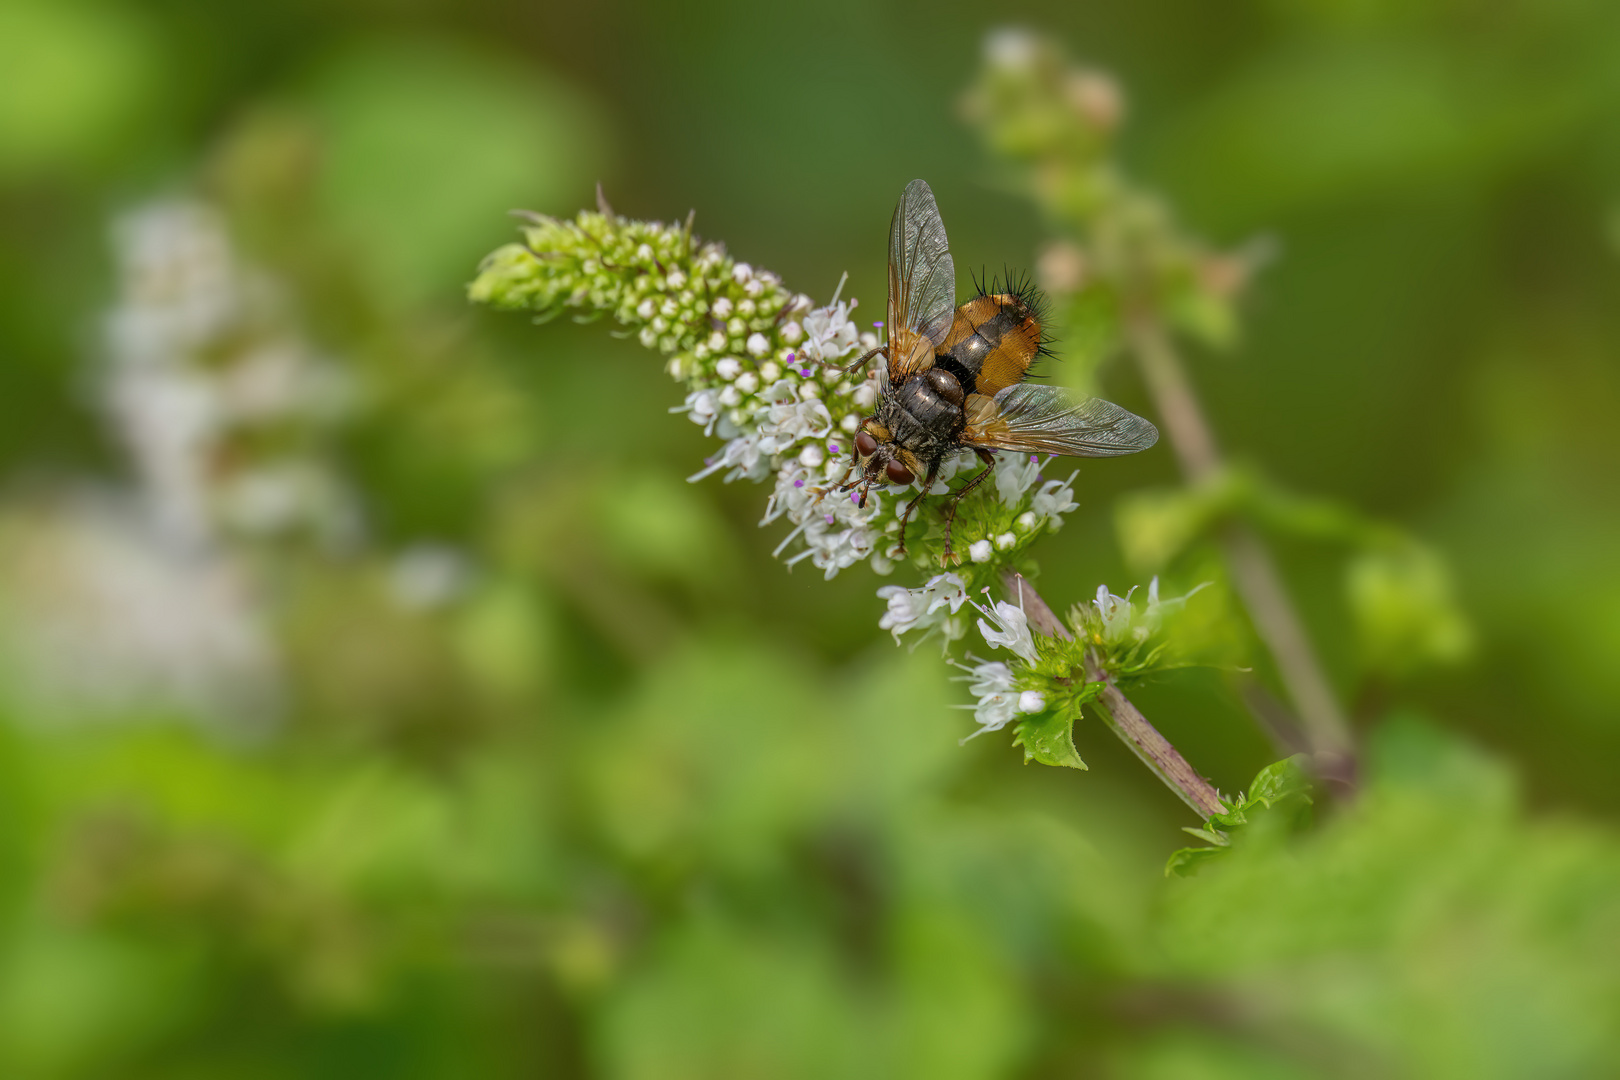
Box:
left=827, top=178, right=1158, bottom=562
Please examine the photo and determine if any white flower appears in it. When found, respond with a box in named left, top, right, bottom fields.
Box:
left=973, top=593, right=1039, bottom=664
left=995, top=452, right=1042, bottom=505
left=672, top=388, right=722, bottom=436
left=968, top=539, right=992, bottom=563
left=994, top=532, right=1017, bottom=551
left=799, top=300, right=861, bottom=363
left=951, top=659, right=1038, bottom=742
left=1085, top=576, right=1210, bottom=649
left=758, top=398, right=832, bottom=454
left=688, top=432, right=770, bottom=484
left=715, top=357, right=741, bottom=380
left=781, top=321, right=803, bottom=344
left=712, top=296, right=734, bottom=319
left=1031, top=471, right=1080, bottom=520
left=875, top=572, right=968, bottom=641
left=746, top=332, right=770, bottom=357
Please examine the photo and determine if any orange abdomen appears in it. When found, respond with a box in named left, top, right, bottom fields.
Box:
left=937, top=293, right=1043, bottom=398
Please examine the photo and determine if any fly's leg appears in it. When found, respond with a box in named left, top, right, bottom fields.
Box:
left=939, top=450, right=997, bottom=566
left=891, top=460, right=940, bottom=557
left=810, top=460, right=858, bottom=505
left=812, top=343, right=886, bottom=377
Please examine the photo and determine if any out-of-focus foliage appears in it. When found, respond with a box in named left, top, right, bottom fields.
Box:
left=2, top=0, right=1620, bottom=1076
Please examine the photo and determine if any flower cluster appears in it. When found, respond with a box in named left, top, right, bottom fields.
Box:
left=470, top=207, right=1090, bottom=580
left=469, top=204, right=1192, bottom=754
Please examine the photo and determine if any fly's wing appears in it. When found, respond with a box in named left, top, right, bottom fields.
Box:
left=886, top=179, right=956, bottom=380
left=962, top=384, right=1159, bottom=457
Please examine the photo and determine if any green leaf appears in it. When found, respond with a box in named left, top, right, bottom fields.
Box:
left=1164, top=845, right=1231, bottom=877
left=1013, top=710, right=1087, bottom=770
left=1166, top=755, right=1312, bottom=877
left=1245, top=754, right=1311, bottom=808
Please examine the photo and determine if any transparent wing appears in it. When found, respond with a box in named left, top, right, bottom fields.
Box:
left=886, top=179, right=956, bottom=379
left=962, top=384, right=1159, bottom=456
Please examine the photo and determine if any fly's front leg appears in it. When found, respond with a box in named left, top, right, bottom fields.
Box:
left=811, top=343, right=886, bottom=377
left=812, top=460, right=858, bottom=504
left=940, top=449, right=997, bottom=566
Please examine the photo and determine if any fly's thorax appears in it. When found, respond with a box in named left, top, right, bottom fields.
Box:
left=888, top=368, right=966, bottom=462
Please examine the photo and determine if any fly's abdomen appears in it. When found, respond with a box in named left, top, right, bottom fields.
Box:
left=940, top=294, right=1041, bottom=399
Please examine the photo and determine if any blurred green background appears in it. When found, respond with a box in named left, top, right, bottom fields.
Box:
left=2, top=0, right=1620, bottom=1076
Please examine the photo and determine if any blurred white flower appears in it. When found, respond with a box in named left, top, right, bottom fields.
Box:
left=0, top=495, right=279, bottom=735
left=1084, top=576, right=1209, bottom=649
left=390, top=544, right=473, bottom=610
left=100, top=199, right=357, bottom=552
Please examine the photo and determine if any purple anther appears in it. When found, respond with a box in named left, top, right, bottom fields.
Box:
left=828, top=443, right=840, bottom=453
left=849, top=492, right=859, bottom=504
left=1030, top=454, right=1038, bottom=463
left=824, top=514, right=835, bottom=524
left=793, top=479, right=804, bottom=488
left=874, top=320, right=884, bottom=328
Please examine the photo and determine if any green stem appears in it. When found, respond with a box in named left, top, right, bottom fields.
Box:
left=1127, top=316, right=1357, bottom=783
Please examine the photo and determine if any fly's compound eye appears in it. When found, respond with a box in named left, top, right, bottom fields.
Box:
left=885, top=459, right=915, bottom=486
left=854, top=431, right=878, bottom=458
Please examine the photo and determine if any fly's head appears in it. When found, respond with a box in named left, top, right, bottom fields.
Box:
left=842, top=421, right=917, bottom=508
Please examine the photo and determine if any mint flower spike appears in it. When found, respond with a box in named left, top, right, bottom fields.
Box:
left=472, top=196, right=1247, bottom=830
left=470, top=201, right=1093, bottom=580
